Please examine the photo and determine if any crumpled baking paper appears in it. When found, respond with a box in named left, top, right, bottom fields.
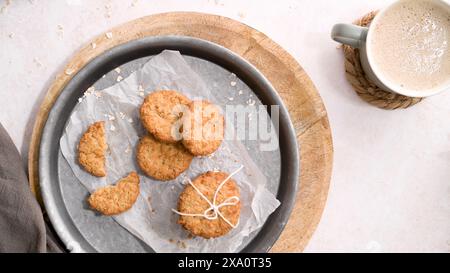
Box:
left=60, top=50, right=280, bottom=253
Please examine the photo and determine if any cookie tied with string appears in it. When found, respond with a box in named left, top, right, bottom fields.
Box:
left=175, top=171, right=241, bottom=238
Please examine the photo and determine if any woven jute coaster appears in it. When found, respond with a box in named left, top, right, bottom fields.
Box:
left=343, top=11, right=423, bottom=110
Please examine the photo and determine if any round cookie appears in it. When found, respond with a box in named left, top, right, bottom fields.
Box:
left=182, top=100, right=224, bottom=156
left=136, top=134, right=193, bottom=181
left=88, top=172, right=140, bottom=216
left=140, top=90, right=191, bottom=143
left=176, top=171, right=240, bottom=238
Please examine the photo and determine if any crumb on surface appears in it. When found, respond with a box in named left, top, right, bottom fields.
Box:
left=246, top=98, right=256, bottom=106
left=57, top=24, right=64, bottom=37
left=105, top=32, right=113, bottom=39
left=1, top=0, right=12, bottom=13
left=33, top=58, right=43, bottom=67
left=104, top=4, right=112, bottom=18
left=83, top=87, right=95, bottom=97
left=65, top=68, right=75, bottom=75
left=179, top=241, right=186, bottom=249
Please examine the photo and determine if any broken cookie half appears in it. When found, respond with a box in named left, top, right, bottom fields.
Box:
left=88, top=172, right=140, bottom=215
left=78, top=121, right=107, bottom=177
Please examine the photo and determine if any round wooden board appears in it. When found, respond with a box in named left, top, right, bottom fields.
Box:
left=28, top=12, right=333, bottom=252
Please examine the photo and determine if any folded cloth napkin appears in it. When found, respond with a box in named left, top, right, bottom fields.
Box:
left=0, top=124, right=63, bottom=253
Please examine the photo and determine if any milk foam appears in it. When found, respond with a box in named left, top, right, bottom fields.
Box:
left=370, top=0, right=450, bottom=92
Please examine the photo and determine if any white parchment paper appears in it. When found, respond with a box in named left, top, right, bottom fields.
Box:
left=59, top=50, right=280, bottom=253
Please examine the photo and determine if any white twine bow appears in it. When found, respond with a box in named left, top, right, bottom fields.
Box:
left=172, top=165, right=243, bottom=228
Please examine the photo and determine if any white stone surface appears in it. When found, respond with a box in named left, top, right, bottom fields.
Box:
left=0, top=0, right=448, bottom=252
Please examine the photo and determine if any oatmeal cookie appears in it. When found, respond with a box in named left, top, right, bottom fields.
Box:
left=88, top=172, right=140, bottom=215
left=136, top=134, right=193, bottom=181
left=176, top=171, right=240, bottom=238
left=78, top=121, right=107, bottom=177
left=140, top=90, right=191, bottom=143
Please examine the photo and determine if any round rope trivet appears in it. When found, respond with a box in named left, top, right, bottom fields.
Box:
left=343, top=11, right=423, bottom=110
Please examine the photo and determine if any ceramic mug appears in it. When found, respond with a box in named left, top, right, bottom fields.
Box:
left=331, top=0, right=450, bottom=98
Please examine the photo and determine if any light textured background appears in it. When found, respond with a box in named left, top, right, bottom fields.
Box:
left=0, top=0, right=449, bottom=252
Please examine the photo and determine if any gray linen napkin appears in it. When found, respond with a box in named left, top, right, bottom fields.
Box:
left=0, top=123, right=63, bottom=253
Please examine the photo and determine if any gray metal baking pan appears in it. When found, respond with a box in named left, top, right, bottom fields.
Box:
left=39, top=35, right=299, bottom=253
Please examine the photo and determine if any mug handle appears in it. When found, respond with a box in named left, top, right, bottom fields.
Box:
left=331, top=24, right=368, bottom=48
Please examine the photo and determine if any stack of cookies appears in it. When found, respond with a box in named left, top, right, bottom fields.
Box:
left=76, top=90, right=241, bottom=239
left=137, top=90, right=224, bottom=180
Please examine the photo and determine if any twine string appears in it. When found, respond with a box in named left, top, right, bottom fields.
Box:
left=172, top=165, right=243, bottom=228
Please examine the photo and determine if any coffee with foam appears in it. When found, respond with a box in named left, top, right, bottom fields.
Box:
left=370, top=0, right=450, bottom=92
